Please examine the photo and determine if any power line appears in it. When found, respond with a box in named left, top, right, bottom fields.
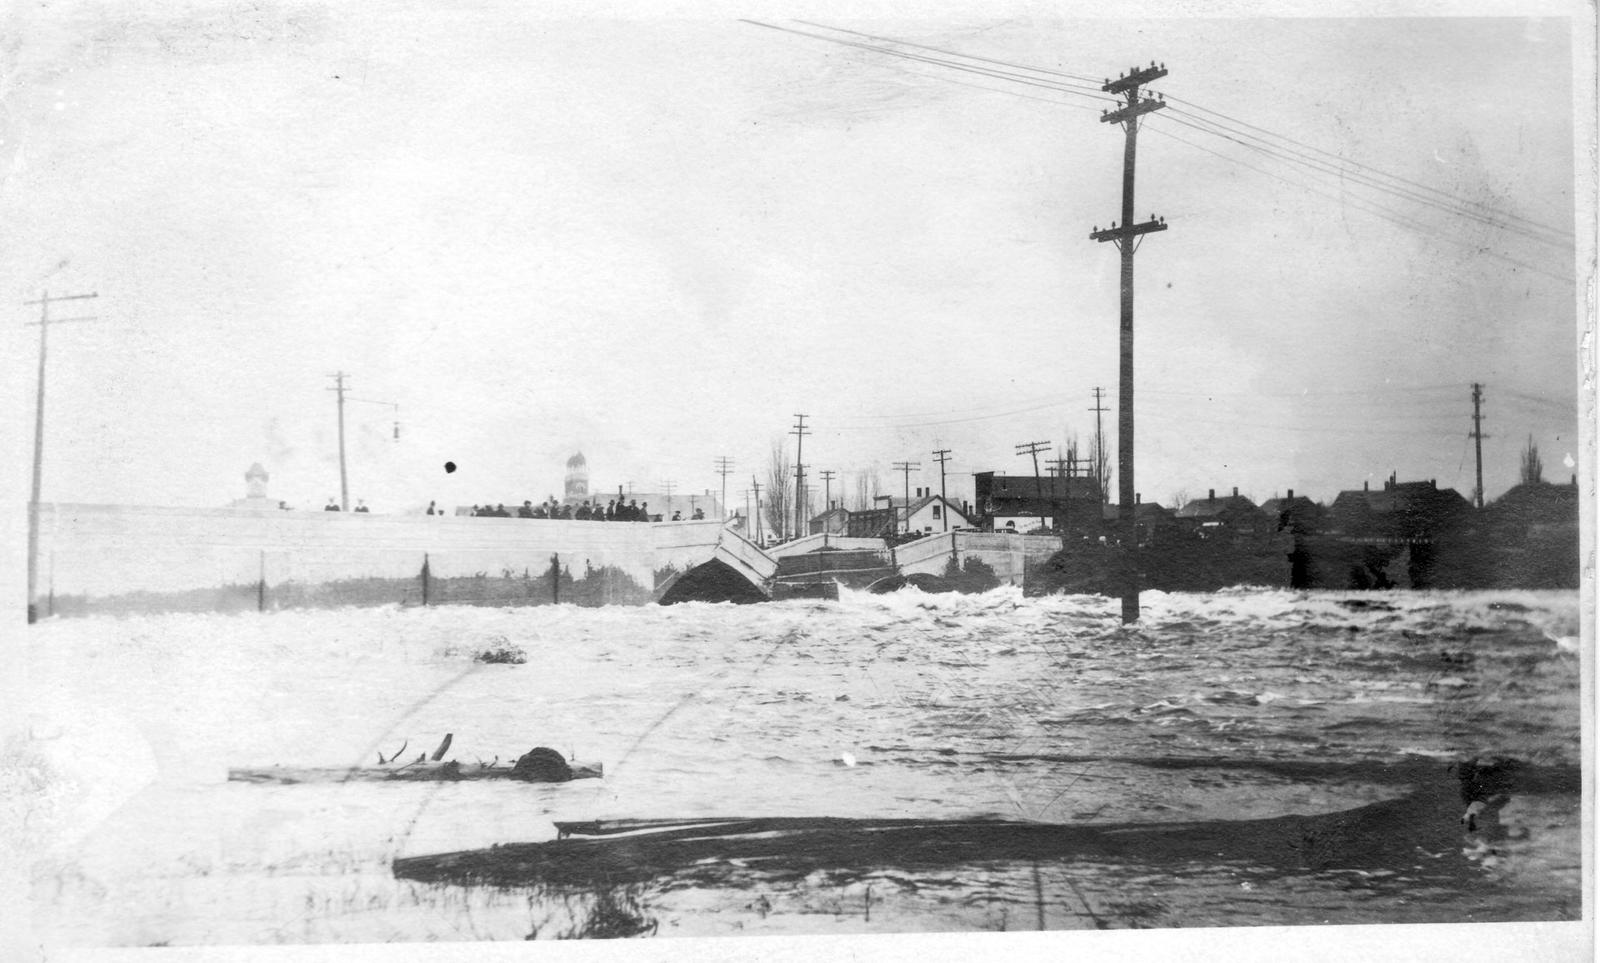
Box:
left=1161, top=92, right=1572, bottom=241
left=1142, top=120, right=1576, bottom=283
left=755, top=20, right=1568, bottom=248
left=741, top=20, right=1116, bottom=107
left=1155, top=109, right=1570, bottom=249
left=792, top=20, right=1108, bottom=89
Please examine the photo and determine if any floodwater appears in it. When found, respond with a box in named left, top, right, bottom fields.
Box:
left=11, top=587, right=1585, bottom=945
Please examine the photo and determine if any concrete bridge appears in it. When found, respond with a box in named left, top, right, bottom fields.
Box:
left=653, top=523, right=778, bottom=604
left=32, top=502, right=1065, bottom=616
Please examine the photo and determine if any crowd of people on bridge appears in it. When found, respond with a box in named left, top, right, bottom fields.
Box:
left=455, top=497, right=703, bottom=522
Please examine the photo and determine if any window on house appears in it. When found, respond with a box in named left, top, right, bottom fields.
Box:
left=932, top=505, right=941, bottom=519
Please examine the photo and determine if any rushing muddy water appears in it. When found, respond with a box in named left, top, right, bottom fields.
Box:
left=12, top=588, right=1584, bottom=944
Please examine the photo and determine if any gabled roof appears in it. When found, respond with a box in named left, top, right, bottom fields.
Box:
left=1102, top=502, right=1173, bottom=521
left=977, top=473, right=1101, bottom=499
left=1259, top=495, right=1321, bottom=516
left=1331, top=480, right=1470, bottom=516
left=1174, top=493, right=1263, bottom=519
left=1485, top=480, right=1579, bottom=526
left=902, top=494, right=968, bottom=520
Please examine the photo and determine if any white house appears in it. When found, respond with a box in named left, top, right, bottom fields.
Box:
left=876, top=491, right=970, bottom=535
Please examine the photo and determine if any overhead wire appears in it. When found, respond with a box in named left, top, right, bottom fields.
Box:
left=1161, top=92, right=1572, bottom=241
left=741, top=20, right=1117, bottom=108
left=1142, top=120, right=1575, bottom=283
left=746, top=20, right=1574, bottom=282
left=792, top=19, right=1107, bottom=87
left=1156, top=108, right=1570, bottom=248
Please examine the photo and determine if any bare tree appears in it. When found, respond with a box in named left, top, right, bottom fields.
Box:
left=852, top=467, right=882, bottom=511
left=765, top=439, right=792, bottom=539
left=1168, top=488, right=1190, bottom=512
left=1090, top=422, right=1112, bottom=503
left=1520, top=434, right=1544, bottom=485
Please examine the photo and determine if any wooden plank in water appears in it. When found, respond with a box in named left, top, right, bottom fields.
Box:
left=229, top=760, right=603, bottom=785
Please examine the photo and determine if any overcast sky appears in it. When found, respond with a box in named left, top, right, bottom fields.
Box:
left=2, top=1, right=1589, bottom=515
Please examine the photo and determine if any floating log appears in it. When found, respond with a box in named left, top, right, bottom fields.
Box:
left=230, top=744, right=602, bottom=785
left=229, top=760, right=603, bottom=785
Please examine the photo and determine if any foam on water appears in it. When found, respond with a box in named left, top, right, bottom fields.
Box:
left=13, top=587, right=1583, bottom=943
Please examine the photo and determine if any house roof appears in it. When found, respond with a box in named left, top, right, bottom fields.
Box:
left=901, top=494, right=968, bottom=520
left=1174, top=492, right=1263, bottom=519
left=1258, top=495, right=1321, bottom=516
left=1485, top=480, right=1579, bottom=526
left=977, top=473, right=1101, bottom=500
left=1331, top=480, right=1470, bottom=516
left=1101, top=502, right=1173, bottom=521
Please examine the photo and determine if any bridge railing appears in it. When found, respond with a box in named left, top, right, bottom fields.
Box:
left=714, top=526, right=779, bottom=583
left=765, top=533, right=889, bottom=558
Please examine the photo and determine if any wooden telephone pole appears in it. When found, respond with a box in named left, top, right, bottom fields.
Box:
left=715, top=456, right=735, bottom=519
left=931, top=449, right=952, bottom=532
left=1090, top=61, right=1169, bottom=624
left=328, top=372, right=350, bottom=511
left=791, top=414, right=810, bottom=538
left=892, top=460, right=920, bottom=534
left=1470, top=383, right=1488, bottom=509
left=1014, top=441, right=1051, bottom=529
left=25, top=290, right=99, bottom=622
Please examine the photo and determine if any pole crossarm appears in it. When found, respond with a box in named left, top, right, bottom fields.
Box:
left=1100, top=96, right=1166, bottom=126
left=1090, top=218, right=1167, bottom=244
left=1102, top=63, right=1168, bottom=95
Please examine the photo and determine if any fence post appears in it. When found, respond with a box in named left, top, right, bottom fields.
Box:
left=549, top=552, right=561, bottom=605
left=258, top=550, right=266, bottom=612
left=421, top=553, right=431, bottom=607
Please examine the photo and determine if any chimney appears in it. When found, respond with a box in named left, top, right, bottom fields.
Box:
left=1232, top=486, right=1238, bottom=498
left=1135, top=492, right=1142, bottom=504
left=1363, top=480, right=1369, bottom=492
left=1208, top=488, right=1215, bottom=502
left=1287, top=488, right=1294, bottom=500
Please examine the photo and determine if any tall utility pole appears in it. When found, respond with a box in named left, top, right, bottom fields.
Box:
left=892, top=460, right=920, bottom=534
left=1470, top=382, right=1488, bottom=509
left=931, top=449, right=952, bottom=531
left=790, top=414, right=810, bottom=538
left=751, top=477, right=764, bottom=543
left=24, top=290, right=99, bottom=622
left=1048, top=454, right=1080, bottom=543
left=714, top=456, right=735, bottom=519
left=1090, top=386, right=1110, bottom=503
left=819, top=469, right=837, bottom=512
left=1090, top=60, right=1169, bottom=625
left=660, top=479, right=676, bottom=519
left=328, top=372, right=350, bottom=510
left=1014, top=441, right=1051, bottom=527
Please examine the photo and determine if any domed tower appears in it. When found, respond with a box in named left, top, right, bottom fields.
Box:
left=564, top=452, right=589, bottom=503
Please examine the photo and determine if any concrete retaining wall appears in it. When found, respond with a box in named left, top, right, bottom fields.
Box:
left=34, top=503, right=729, bottom=601
left=895, top=531, right=1061, bottom=585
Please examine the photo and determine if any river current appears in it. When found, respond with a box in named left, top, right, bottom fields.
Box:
left=14, top=587, right=1585, bottom=944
